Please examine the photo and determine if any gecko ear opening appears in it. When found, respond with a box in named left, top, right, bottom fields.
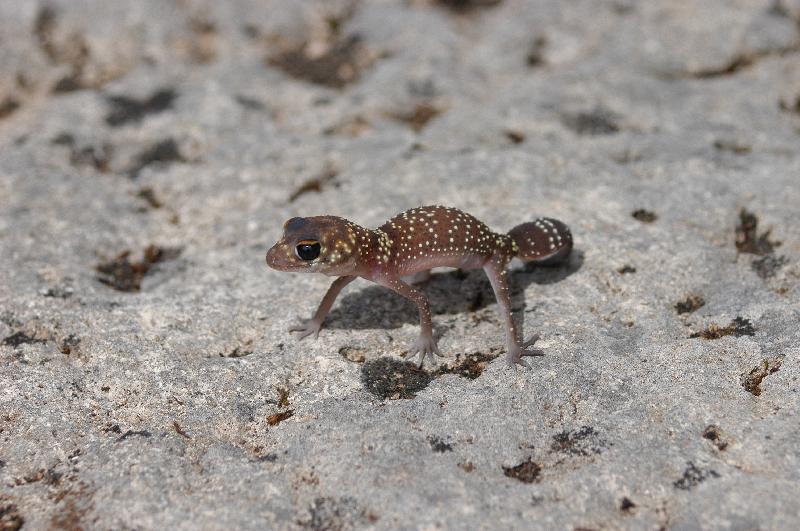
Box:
left=295, top=240, right=321, bottom=261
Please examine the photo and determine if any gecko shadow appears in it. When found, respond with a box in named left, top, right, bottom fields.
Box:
left=322, top=249, right=584, bottom=331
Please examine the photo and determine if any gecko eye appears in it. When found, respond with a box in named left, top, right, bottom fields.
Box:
left=295, top=240, right=321, bottom=261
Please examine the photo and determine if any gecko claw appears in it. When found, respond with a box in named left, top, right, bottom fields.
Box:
left=289, top=319, right=322, bottom=341
left=404, top=335, right=442, bottom=368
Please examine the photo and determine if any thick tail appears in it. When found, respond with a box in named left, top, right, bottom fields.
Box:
left=508, top=217, right=573, bottom=265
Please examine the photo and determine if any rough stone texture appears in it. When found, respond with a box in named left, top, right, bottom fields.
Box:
left=1, top=0, right=799, bottom=529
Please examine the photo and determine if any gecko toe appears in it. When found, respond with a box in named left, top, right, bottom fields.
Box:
left=522, top=334, right=540, bottom=348
left=289, top=319, right=322, bottom=341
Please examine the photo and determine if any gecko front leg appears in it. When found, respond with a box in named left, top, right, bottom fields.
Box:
left=376, top=276, right=443, bottom=368
left=290, top=275, right=356, bottom=340
left=483, top=255, right=543, bottom=368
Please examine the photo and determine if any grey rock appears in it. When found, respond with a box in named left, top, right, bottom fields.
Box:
left=1, top=0, right=798, bottom=529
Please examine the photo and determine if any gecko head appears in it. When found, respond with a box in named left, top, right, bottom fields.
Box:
left=266, top=216, right=360, bottom=276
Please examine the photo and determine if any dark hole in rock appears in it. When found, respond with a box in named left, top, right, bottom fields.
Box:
left=2, top=332, right=45, bottom=348
left=428, top=436, right=454, bottom=453
left=702, top=425, right=728, bottom=451
left=526, top=36, right=547, bottom=66
left=0, top=98, right=20, bottom=120
left=435, top=0, right=504, bottom=12
left=127, top=138, right=188, bottom=178
left=620, top=497, right=636, bottom=512
left=268, top=35, right=372, bottom=89
left=105, top=88, right=177, bottom=127
left=751, top=255, right=788, bottom=279
left=673, top=462, right=719, bottom=490
left=562, top=108, right=620, bottom=135
left=631, top=209, right=657, bottom=223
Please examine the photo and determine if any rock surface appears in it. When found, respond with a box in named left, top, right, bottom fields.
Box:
left=1, top=0, right=799, bottom=529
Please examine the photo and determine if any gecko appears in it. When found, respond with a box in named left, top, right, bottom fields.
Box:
left=266, top=206, right=572, bottom=368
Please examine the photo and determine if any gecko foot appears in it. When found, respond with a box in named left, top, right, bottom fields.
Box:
left=404, top=335, right=444, bottom=369
left=289, top=318, right=322, bottom=341
left=506, top=335, right=544, bottom=369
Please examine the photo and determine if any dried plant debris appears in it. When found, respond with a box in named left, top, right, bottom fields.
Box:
left=96, top=245, right=181, bottom=292
left=34, top=5, right=120, bottom=92
left=702, top=425, right=729, bottom=451
left=0, top=496, right=25, bottom=531
left=266, top=410, right=294, bottom=426
left=713, top=139, right=751, bottom=154
left=116, top=429, right=152, bottom=442
left=561, top=107, right=620, bottom=136
left=673, top=462, right=720, bottom=490
left=361, top=357, right=434, bottom=399
left=690, top=316, right=755, bottom=339
left=677, top=43, right=800, bottom=80
left=289, top=166, right=339, bottom=203
left=339, top=346, right=367, bottom=363
left=136, top=187, right=163, bottom=209
left=435, top=351, right=499, bottom=379
left=268, top=35, right=375, bottom=89
left=735, top=209, right=780, bottom=255
left=741, top=357, right=782, bottom=396
left=550, top=426, right=609, bottom=456
left=277, top=387, right=290, bottom=408
left=504, top=130, right=526, bottom=144
left=58, top=334, right=80, bottom=355
left=105, top=88, right=177, bottom=127
left=674, top=294, right=705, bottom=315
left=173, top=422, right=190, bottom=439
left=631, top=209, right=657, bottom=223
left=178, top=17, right=218, bottom=64
left=503, top=458, right=542, bottom=483
left=388, top=103, right=442, bottom=132
left=324, top=115, right=371, bottom=136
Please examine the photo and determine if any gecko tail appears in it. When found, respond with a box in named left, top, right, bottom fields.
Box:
left=508, top=217, right=573, bottom=265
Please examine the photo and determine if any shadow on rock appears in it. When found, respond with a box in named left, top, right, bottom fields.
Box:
left=326, top=250, right=583, bottom=331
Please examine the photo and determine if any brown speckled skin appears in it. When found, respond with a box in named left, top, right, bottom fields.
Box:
left=266, top=205, right=572, bottom=368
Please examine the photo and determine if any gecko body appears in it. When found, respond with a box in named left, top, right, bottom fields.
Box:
left=266, top=206, right=572, bottom=368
